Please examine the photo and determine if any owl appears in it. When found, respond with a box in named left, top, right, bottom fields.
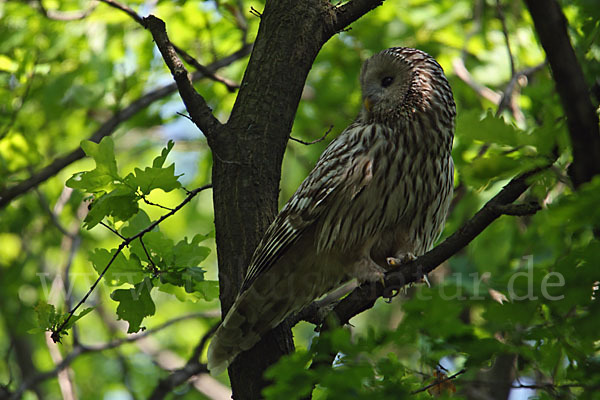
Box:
left=207, top=47, right=456, bottom=374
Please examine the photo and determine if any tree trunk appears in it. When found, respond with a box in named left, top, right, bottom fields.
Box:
left=209, top=1, right=337, bottom=398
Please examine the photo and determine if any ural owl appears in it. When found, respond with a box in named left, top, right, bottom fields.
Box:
left=208, top=47, right=456, bottom=374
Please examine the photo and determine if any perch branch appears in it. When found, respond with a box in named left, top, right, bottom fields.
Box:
left=311, top=166, right=547, bottom=332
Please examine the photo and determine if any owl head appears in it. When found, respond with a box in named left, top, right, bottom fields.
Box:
left=359, top=47, right=455, bottom=126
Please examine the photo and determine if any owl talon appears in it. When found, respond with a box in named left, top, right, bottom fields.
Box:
left=386, top=252, right=417, bottom=268
left=421, top=274, right=431, bottom=288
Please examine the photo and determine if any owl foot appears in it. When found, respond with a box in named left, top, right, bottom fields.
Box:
left=386, top=253, right=431, bottom=287
left=354, top=257, right=386, bottom=285
left=386, top=252, right=417, bottom=267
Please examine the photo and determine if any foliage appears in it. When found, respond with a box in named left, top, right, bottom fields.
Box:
left=0, top=0, right=598, bottom=399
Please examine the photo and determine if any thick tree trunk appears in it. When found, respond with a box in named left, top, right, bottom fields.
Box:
left=209, top=1, right=336, bottom=398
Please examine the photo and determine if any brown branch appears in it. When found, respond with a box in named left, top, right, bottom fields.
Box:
left=100, top=0, right=238, bottom=91
left=333, top=0, right=385, bottom=32
left=172, top=44, right=239, bottom=92
left=453, top=58, right=502, bottom=104
left=495, top=0, right=515, bottom=76
left=524, top=0, right=600, bottom=187
left=12, top=312, right=213, bottom=400
left=495, top=62, right=546, bottom=118
left=143, top=15, right=222, bottom=138
left=99, top=0, right=144, bottom=24
left=320, top=165, right=547, bottom=332
left=411, top=368, right=466, bottom=395
left=36, top=0, right=98, bottom=21
left=0, top=45, right=251, bottom=209
left=147, top=323, right=219, bottom=400
left=290, top=125, right=333, bottom=145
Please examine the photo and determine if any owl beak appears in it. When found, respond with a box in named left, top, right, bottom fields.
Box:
left=364, top=97, right=373, bottom=112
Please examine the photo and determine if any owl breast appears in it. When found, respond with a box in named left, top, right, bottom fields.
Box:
left=316, top=118, right=453, bottom=269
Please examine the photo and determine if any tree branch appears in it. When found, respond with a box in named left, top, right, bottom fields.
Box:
left=333, top=0, right=385, bottom=32
left=36, top=0, right=98, bottom=21
left=148, top=323, right=219, bottom=400
left=0, top=45, right=251, bottom=209
left=524, top=0, right=600, bottom=187
left=12, top=312, right=213, bottom=400
left=99, top=0, right=238, bottom=91
left=322, top=166, right=547, bottom=330
left=143, top=15, right=222, bottom=138
left=51, top=184, right=212, bottom=342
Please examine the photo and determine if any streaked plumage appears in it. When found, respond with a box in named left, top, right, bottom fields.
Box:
left=207, top=47, right=456, bottom=374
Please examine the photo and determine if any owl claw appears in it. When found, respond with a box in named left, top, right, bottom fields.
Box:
left=386, top=254, right=431, bottom=287
left=386, top=252, right=417, bottom=267
left=422, top=274, right=431, bottom=288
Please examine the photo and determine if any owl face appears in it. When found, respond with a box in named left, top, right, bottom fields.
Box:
left=358, top=47, right=453, bottom=125
left=359, top=50, right=414, bottom=122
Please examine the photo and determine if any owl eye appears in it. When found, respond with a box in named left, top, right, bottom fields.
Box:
left=381, top=76, right=394, bottom=87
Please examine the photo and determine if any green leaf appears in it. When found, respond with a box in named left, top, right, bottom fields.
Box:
left=172, top=234, right=211, bottom=268
left=192, top=280, right=219, bottom=301
left=152, top=140, right=175, bottom=168
left=456, top=109, right=533, bottom=148
left=90, top=248, right=145, bottom=286
left=32, top=302, right=93, bottom=338
left=66, top=137, right=120, bottom=193
left=128, top=163, right=182, bottom=195
left=33, top=301, right=60, bottom=331
left=62, top=307, right=94, bottom=330
left=120, top=210, right=153, bottom=237
left=83, top=184, right=139, bottom=229
left=110, top=278, right=155, bottom=333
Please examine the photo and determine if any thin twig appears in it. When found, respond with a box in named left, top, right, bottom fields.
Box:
left=13, top=312, right=213, bottom=400
left=411, top=369, right=466, bottom=394
left=496, top=0, right=515, bottom=76
left=249, top=6, right=262, bottom=18
left=0, top=45, right=251, bottom=209
left=35, top=189, right=76, bottom=239
left=138, top=236, right=159, bottom=275
left=100, top=0, right=238, bottom=91
left=147, top=322, right=225, bottom=400
left=36, top=0, right=98, bottom=21
left=100, top=221, right=126, bottom=240
left=99, top=0, right=144, bottom=24
left=140, top=193, right=174, bottom=211
left=290, top=125, right=334, bottom=145
left=51, top=184, right=212, bottom=342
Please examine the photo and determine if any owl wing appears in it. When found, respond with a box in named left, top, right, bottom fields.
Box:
left=240, top=124, right=373, bottom=292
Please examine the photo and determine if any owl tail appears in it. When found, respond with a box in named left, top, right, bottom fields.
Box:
left=206, top=301, right=262, bottom=375
left=207, top=284, right=298, bottom=375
